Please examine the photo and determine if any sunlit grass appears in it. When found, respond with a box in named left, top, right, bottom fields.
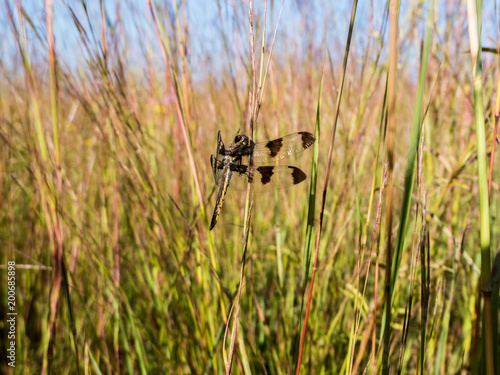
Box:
left=0, top=1, right=499, bottom=374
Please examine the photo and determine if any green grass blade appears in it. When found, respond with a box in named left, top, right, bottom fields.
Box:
left=291, top=65, right=323, bottom=371
left=466, top=0, right=495, bottom=373
left=390, top=1, right=433, bottom=296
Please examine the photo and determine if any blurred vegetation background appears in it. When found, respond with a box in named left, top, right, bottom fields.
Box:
left=0, top=0, right=499, bottom=374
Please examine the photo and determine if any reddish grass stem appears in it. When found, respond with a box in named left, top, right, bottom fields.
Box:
left=295, top=0, right=358, bottom=373
left=43, top=0, right=66, bottom=372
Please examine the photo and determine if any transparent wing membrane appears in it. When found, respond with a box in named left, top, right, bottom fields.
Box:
left=226, top=165, right=307, bottom=192
left=250, top=131, right=315, bottom=164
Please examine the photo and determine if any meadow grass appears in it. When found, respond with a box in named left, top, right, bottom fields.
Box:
left=0, top=0, right=499, bottom=374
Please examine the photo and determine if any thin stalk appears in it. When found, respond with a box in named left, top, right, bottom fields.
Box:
left=294, top=59, right=322, bottom=373
left=45, top=2, right=68, bottom=372
left=381, top=0, right=399, bottom=373
left=225, top=2, right=284, bottom=372
left=147, top=0, right=205, bottom=222
left=225, top=203, right=252, bottom=374
left=465, top=1, right=494, bottom=374
left=215, top=0, right=243, bottom=117
left=255, top=0, right=285, bottom=120
left=224, top=2, right=258, bottom=370
left=173, top=0, right=191, bottom=127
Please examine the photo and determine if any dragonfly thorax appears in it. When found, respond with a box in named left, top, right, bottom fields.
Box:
left=228, top=134, right=254, bottom=157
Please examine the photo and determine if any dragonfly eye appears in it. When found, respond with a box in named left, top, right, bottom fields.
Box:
left=236, top=135, right=249, bottom=145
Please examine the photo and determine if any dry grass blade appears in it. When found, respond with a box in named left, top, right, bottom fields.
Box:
left=2, top=1, right=498, bottom=373
left=147, top=0, right=204, bottom=214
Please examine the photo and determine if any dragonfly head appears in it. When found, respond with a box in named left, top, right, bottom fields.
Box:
left=230, top=134, right=251, bottom=152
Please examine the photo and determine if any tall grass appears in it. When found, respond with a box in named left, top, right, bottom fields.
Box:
left=0, top=0, right=499, bottom=374
left=466, top=0, right=497, bottom=374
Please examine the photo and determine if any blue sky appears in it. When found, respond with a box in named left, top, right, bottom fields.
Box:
left=2, top=0, right=499, bottom=84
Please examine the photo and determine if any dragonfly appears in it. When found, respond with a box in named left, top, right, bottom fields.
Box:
left=209, top=130, right=316, bottom=230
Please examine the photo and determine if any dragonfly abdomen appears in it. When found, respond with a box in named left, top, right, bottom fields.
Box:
left=209, top=167, right=232, bottom=230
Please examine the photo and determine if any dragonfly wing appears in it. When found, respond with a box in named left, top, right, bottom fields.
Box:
left=249, top=131, right=315, bottom=164
left=228, top=165, right=307, bottom=192
left=211, top=155, right=225, bottom=185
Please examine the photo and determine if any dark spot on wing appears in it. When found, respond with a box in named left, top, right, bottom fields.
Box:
left=257, top=166, right=274, bottom=185
left=232, top=164, right=248, bottom=173
left=232, top=164, right=253, bottom=183
left=298, top=131, right=316, bottom=150
left=265, top=138, right=283, bottom=158
left=289, top=167, right=306, bottom=184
